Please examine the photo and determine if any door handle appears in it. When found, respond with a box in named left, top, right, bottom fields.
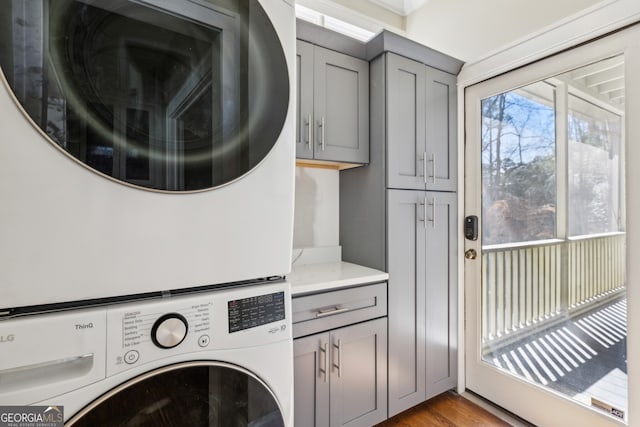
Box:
left=465, top=249, right=477, bottom=260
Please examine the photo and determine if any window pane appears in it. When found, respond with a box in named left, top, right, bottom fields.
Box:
left=481, top=82, right=557, bottom=245
left=568, top=95, right=623, bottom=236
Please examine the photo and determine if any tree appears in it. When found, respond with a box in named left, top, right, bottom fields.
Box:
left=481, top=83, right=556, bottom=245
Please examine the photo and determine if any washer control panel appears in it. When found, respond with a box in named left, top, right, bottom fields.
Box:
left=105, top=282, right=290, bottom=377
left=107, top=296, right=213, bottom=376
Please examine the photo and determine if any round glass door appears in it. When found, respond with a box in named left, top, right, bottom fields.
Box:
left=0, top=0, right=289, bottom=191
left=67, top=361, right=285, bottom=426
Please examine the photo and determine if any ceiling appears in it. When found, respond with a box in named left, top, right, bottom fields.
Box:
left=404, top=0, right=604, bottom=62
left=560, top=55, right=625, bottom=108
left=367, top=0, right=429, bottom=16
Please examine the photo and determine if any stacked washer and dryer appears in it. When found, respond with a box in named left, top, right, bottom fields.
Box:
left=0, top=0, right=296, bottom=425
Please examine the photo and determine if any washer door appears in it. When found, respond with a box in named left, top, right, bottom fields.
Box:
left=67, top=362, right=285, bottom=426
left=0, top=0, right=289, bottom=192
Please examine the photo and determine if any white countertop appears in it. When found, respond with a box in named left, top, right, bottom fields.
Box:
left=287, top=261, right=388, bottom=296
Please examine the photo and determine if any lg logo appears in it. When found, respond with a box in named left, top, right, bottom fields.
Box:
left=0, top=334, right=15, bottom=343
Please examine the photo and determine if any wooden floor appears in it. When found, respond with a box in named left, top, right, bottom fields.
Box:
left=374, top=392, right=512, bottom=427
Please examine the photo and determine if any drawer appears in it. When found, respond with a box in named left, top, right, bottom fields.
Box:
left=292, top=282, right=387, bottom=338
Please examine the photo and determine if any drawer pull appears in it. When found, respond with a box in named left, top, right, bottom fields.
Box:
left=316, top=306, right=350, bottom=318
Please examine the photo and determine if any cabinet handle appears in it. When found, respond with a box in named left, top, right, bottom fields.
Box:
left=333, top=339, right=342, bottom=378
left=429, top=153, right=436, bottom=184
left=319, top=342, right=328, bottom=383
left=307, top=114, right=312, bottom=151
left=419, top=197, right=428, bottom=229
left=419, top=198, right=435, bottom=228
left=422, top=151, right=428, bottom=184
left=316, top=306, right=350, bottom=317
left=320, top=117, right=326, bottom=151
left=429, top=198, right=436, bottom=228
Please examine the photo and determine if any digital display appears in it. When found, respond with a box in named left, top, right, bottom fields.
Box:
left=228, top=292, right=285, bottom=333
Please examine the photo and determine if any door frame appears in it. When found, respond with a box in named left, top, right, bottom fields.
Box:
left=460, top=22, right=640, bottom=426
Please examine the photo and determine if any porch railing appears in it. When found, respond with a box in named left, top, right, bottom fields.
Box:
left=482, top=233, right=626, bottom=345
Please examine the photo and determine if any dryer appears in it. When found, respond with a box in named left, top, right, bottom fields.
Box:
left=0, top=280, right=293, bottom=426
left=0, top=0, right=295, bottom=312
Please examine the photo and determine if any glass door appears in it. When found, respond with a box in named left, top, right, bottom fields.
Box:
left=464, top=25, right=639, bottom=427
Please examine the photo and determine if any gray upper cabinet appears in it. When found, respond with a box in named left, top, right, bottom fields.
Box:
left=386, top=53, right=457, bottom=191
left=387, top=54, right=426, bottom=190
left=296, top=40, right=369, bottom=164
left=387, top=189, right=458, bottom=416
left=297, top=40, right=315, bottom=160
left=425, top=67, right=457, bottom=191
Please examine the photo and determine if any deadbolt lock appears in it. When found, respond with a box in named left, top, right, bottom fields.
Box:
left=465, top=249, right=477, bottom=260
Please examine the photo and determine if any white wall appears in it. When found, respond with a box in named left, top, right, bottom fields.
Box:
left=293, top=167, right=340, bottom=248
left=406, top=0, right=601, bottom=62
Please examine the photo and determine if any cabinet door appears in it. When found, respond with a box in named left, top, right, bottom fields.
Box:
left=294, top=333, right=330, bottom=427
left=313, top=47, right=369, bottom=164
left=386, top=53, right=427, bottom=190
left=387, top=189, right=427, bottom=416
left=296, top=40, right=315, bottom=159
left=329, top=317, right=387, bottom=427
left=425, top=67, right=457, bottom=191
left=424, top=191, right=458, bottom=399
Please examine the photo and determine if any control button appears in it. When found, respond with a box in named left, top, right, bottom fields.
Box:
left=151, top=313, right=188, bottom=349
left=124, top=350, right=139, bottom=364
left=198, top=335, right=210, bottom=348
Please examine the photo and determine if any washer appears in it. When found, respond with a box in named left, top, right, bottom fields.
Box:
left=0, top=281, right=293, bottom=426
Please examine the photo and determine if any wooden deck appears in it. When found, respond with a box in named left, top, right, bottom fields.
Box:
left=484, top=297, right=627, bottom=416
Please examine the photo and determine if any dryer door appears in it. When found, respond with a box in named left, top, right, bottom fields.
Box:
left=66, top=361, right=285, bottom=426
left=0, top=0, right=289, bottom=192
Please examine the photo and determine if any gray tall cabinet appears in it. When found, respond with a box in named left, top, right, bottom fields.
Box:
left=340, top=33, right=463, bottom=417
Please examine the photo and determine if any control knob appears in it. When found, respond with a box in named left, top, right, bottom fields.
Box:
left=151, top=313, right=188, bottom=349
